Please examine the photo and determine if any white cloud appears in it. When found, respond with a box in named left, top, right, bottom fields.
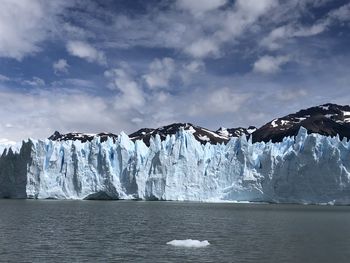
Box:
left=66, top=41, right=106, bottom=65
left=235, top=0, right=278, bottom=18
left=328, top=3, right=350, bottom=22
left=143, top=57, right=204, bottom=88
left=182, top=0, right=278, bottom=58
left=143, top=58, right=176, bottom=89
left=185, top=39, right=220, bottom=58
left=105, top=68, right=145, bottom=110
left=0, top=0, right=349, bottom=141
left=131, top=117, right=143, bottom=124
left=275, top=89, right=308, bottom=101
left=180, top=60, right=205, bottom=83
left=212, top=0, right=278, bottom=41
left=0, top=74, right=10, bottom=82
left=183, top=60, right=204, bottom=73
left=53, top=59, right=69, bottom=75
left=261, top=22, right=328, bottom=50
left=0, top=0, right=70, bottom=60
left=0, top=88, right=141, bottom=141
left=293, top=22, right=329, bottom=37
left=1, top=54, right=350, bottom=141
left=176, top=0, right=227, bottom=16
left=109, top=0, right=278, bottom=59
left=22, top=76, right=45, bottom=87
left=261, top=3, right=350, bottom=51
left=188, top=87, right=250, bottom=116
left=51, top=78, right=96, bottom=89
left=93, top=0, right=345, bottom=61
left=253, top=55, right=290, bottom=74
left=62, top=22, right=92, bottom=39
left=103, top=60, right=251, bottom=130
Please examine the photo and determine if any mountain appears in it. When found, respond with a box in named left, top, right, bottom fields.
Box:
left=129, top=123, right=229, bottom=146
left=50, top=123, right=255, bottom=146
left=48, top=131, right=118, bottom=143
left=48, top=103, right=350, bottom=146
left=252, top=103, right=350, bottom=143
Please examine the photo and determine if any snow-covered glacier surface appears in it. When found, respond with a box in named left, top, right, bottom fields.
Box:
left=1, top=127, right=350, bottom=204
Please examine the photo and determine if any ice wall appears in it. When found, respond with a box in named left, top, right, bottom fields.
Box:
left=1, top=127, right=350, bottom=204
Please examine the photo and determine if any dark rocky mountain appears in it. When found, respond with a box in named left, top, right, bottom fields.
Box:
left=48, top=103, right=350, bottom=145
left=252, top=103, right=350, bottom=143
left=49, top=123, right=254, bottom=146
left=48, top=131, right=118, bottom=143
left=129, top=123, right=229, bottom=146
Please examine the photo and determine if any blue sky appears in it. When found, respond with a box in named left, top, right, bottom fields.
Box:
left=0, top=0, right=350, bottom=141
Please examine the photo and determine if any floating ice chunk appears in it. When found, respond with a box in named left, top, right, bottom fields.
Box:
left=166, top=239, right=210, bottom=248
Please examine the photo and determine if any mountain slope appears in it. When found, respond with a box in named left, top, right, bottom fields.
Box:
left=48, top=131, right=118, bottom=143
left=128, top=123, right=229, bottom=146
left=252, top=103, right=350, bottom=143
left=49, top=124, right=257, bottom=146
left=48, top=103, right=350, bottom=145
left=216, top=126, right=257, bottom=138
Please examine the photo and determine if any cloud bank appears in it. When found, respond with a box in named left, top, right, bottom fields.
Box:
left=0, top=0, right=349, bottom=141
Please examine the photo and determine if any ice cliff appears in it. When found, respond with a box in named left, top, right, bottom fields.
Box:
left=1, top=127, right=350, bottom=204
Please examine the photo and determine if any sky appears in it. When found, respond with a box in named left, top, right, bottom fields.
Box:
left=0, top=0, right=350, bottom=141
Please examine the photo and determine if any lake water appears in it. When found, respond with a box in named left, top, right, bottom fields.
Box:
left=0, top=200, right=350, bottom=262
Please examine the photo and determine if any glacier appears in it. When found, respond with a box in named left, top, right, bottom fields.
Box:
left=1, top=127, right=350, bottom=204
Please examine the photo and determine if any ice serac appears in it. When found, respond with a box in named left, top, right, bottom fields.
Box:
left=0, top=140, right=32, bottom=198
left=1, top=127, right=350, bottom=204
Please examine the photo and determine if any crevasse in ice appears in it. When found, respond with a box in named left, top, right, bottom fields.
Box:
left=1, top=127, right=350, bottom=204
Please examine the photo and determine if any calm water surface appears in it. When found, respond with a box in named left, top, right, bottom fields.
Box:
left=0, top=200, right=350, bottom=262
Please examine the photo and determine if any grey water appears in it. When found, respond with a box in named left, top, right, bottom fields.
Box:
left=1, top=200, right=350, bottom=263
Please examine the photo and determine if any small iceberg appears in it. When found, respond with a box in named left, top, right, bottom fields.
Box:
left=166, top=239, right=210, bottom=248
